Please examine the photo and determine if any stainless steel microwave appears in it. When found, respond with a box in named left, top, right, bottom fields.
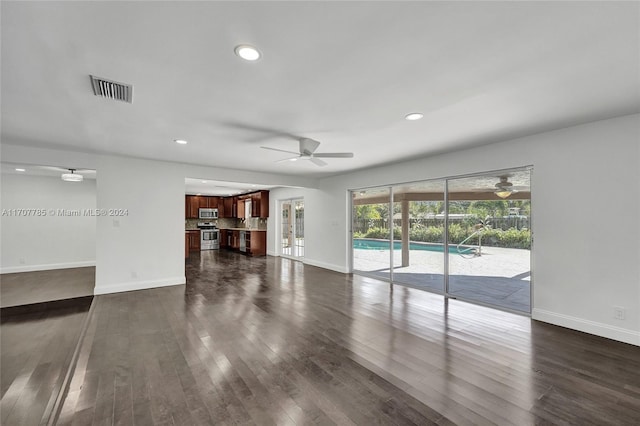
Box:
left=199, top=208, right=218, bottom=219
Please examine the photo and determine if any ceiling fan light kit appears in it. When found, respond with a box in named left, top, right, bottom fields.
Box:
left=494, top=190, right=513, bottom=199
left=61, top=169, right=83, bottom=182
left=494, top=176, right=516, bottom=198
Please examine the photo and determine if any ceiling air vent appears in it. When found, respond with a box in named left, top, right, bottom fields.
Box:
left=89, top=75, right=133, bottom=103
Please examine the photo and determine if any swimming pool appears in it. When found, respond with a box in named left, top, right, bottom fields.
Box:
left=353, top=238, right=470, bottom=254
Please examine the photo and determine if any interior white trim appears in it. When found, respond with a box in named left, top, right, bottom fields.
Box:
left=303, top=258, right=349, bottom=274
left=94, top=276, right=186, bottom=295
left=532, top=308, right=640, bottom=346
left=267, top=250, right=279, bottom=257
left=0, top=260, right=96, bottom=274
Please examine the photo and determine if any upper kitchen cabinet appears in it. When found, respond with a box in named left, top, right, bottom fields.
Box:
left=198, top=196, right=219, bottom=209
left=251, top=191, right=270, bottom=218
left=221, top=196, right=237, bottom=218
left=185, top=195, right=200, bottom=219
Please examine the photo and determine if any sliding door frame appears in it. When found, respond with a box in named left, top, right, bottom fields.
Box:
left=349, top=165, right=533, bottom=316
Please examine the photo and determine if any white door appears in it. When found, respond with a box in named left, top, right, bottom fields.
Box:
left=281, top=199, right=304, bottom=259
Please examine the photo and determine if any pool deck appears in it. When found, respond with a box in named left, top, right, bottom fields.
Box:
left=354, top=246, right=531, bottom=313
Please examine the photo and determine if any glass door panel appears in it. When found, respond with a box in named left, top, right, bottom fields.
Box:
left=391, top=181, right=445, bottom=293
left=446, top=170, right=531, bottom=313
left=352, top=187, right=391, bottom=281
left=281, top=199, right=304, bottom=259
left=293, top=200, right=305, bottom=258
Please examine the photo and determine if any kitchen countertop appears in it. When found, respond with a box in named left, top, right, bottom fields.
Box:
left=185, top=229, right=200, bottom=231
left=219, top=228, right=266, bottom=232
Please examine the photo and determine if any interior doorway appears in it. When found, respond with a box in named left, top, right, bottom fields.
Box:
left=281, top=198, right=304, bottom=259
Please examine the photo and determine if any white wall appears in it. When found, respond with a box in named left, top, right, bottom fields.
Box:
left=0, top=174, right=96, bottom=272
left=269, top=114, right=640, bottom=345
left=94, top=155, right=186, bottom=295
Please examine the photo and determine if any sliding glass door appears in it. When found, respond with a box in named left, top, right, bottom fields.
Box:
left=447, top=170, right=531, bottom=313
left=352, top=187, right=391, bottom=280
left=350, top=168, right=532, bottom=314
left=390, top=181, right=445, bottom=294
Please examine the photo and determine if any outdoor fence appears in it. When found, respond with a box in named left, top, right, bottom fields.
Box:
left=353, top=216, right=529, bottom=234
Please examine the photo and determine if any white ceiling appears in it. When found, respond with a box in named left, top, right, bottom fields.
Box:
left=184, top=178, right=274, bottom=197
left=2, top=2, right=638, bottom=178
left=1, top=162, right=97, bottom=180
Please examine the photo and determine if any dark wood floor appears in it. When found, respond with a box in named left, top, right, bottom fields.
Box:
left=55, top=250, right=639, bottom=425
left=1, top=267, right=95, bottom=308
left=1, top=301, right=93, bottom=425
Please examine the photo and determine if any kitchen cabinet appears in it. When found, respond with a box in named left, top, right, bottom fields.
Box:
left=251, top=191, right=270, bottom=218
left=198, top=196, right=219, bottom=209
left=230, top=230, right=239, bottom=249
left=185, top=195, right=200, bottom=219
left=248, top=231, right=266, bottom=256
left=185, top=233, right=189, bottom=258
left=220, top=229, right=228, bottom=249
left=222, top=197, right=237, bottom=218
left=186, top=230, right=200, bottom=253
left=237, top=198, right=245, bottom=219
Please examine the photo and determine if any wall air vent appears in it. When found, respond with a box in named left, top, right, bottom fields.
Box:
left=89, top=75, right=133, bottom=103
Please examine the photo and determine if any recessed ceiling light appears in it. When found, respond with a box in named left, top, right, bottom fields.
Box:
left=405, top=113, right=424, bottom=121
left=234, top=45, right=261, bottom=61
left=201, top=180, right=207, bottom=183
left=15, top=168, right=26, bottom=172
left=174, top=139, right=188, bottom=145
left=196, top=193, right=201, bottom=196
left=289, top=158, right=298, bottom=162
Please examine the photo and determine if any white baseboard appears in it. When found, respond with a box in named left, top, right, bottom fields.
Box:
left=0, top=260, right=96, bottom=274
left=532, top=308, right=639, bottom=346
left=94, top=276, right=186, bottom=295
left=303, top=258, right=349, bottom=274
left=267, top=250, right=279, bottom=256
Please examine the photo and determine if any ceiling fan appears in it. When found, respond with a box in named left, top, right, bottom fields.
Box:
left=493, top=176, right=528, bottom=198
left=261, top=138, right=354, bottom=167
left=40, top=165, right=95, bottom=182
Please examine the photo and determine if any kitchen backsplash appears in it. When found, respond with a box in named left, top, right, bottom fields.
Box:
left=185, top=218, right=202, bottom=229
left=186, top=217, right=267, bottom=230
left=217, top=218, right=236, bottom=229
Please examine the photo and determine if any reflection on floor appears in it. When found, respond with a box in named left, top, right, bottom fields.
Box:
left=0, top=267, right=95, bottom=308
left=1, top=300, right=92, bottom=425
left=354, top=246, right=531, bottom=313
left=365, top=271, right=531, bottom=313
left=57, top=251, right=639, bottom=425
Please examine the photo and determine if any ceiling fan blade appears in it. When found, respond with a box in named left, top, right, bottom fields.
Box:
left=310, top=157, right=327, bottom=167
left=312, top=152, right=354, bottom=158
left=275, top=156, right=300, bottom=163
left=299, top=138, right=321, bottom=155
left=261, top=146, right=300, bottom=155
left=222, top=121, right=301, bottom=141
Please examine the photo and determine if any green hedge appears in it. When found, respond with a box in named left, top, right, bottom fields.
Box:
left=354, top=225, right=530, bottom=249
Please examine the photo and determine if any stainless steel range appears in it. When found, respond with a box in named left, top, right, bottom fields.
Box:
left=198, top=222, right=219, bottom=250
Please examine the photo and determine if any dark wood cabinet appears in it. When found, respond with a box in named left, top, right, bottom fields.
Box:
left=186, top=196, right=220, bottom=218
left=185, top=195, right=200, bottom=219
left=198, top=196, right=219, bottom=209
left=222, top=197, right=237, bottom=218
left=251, top=191, right=270, bottom=218
left=248, top=231, right=266, bottom=256
left=220, top=229, right=228, bottom=248
left=186, top=230, right=200, bottom=253
left=230, top=230, right=239, bottom=249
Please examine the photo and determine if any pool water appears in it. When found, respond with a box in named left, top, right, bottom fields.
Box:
left=353, top=239, right=469, bottom=254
